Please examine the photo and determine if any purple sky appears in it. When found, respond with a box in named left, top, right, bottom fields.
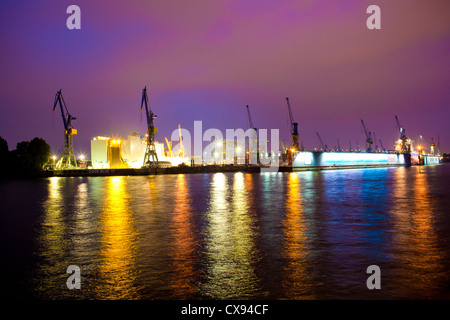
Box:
left=1, top=0, right=449, bottom=157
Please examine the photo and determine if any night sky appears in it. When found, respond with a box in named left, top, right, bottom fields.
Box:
left=1, top=0, right=449, bottom=157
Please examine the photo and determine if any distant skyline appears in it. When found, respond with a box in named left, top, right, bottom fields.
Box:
left=1, top=0, right=449, bottom=157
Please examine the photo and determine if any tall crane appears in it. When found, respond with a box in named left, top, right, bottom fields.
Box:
left=373, top=132, right=379, bottom=152
left=165, top=137, right=172, bottom=157
left=245, top=105, right=259, bottom=164
left=51, top=89, right=78, bottom=169
left=285, top=97, right=300, bottom=151
left=140, top=86, right=158, bottom=167
left=246, top=105, right=257, bottom=132
left=379, top=139, right=386, bottom=152
left=437, top=133, right=441, bottom=156
left=178, top=124, right=185, bottom=157
left=316, top=132, right=328, bottom=151
left=395, top=115, right=409, bottom=153
left=360, top=119, right=373, bottom=152
left=420, top=136, right=436, bottom=155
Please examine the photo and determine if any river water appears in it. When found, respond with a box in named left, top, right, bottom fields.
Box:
left=1, top=164, right=450, bottom=300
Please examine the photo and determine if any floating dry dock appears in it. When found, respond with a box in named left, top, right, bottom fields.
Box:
left=40, top=165, right=260, bottom=178
left=31, top=151, right=430, bottom=178
left=292, top=151, right=412, bottom=170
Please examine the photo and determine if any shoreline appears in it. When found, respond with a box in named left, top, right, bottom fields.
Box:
left=0, top=163, right=423, bottom=180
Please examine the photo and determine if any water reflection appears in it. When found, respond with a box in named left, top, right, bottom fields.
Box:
left=282, top=172, right=314, bottom=299
left=24, top=166, right=450, bottom=300
left=36, top=177, right=68, bottom=297
left=390, top=167, right=445, bottom=298
left=201, top=173, right=261, bottom=299
left=169, top=174, right=198, bottom=298
left=72, top=180, right=99, bottom=268
left=95, top=176, right=141, bottom=299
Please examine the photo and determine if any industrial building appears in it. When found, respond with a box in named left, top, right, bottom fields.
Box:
left=90, top=133, right=188, bottom=169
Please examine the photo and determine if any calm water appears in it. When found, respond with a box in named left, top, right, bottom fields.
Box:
left=1, top=165, right=450, bottom=300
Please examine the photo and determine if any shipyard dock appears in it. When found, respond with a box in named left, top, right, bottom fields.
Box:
left=27, top=149, right=444, bottom=179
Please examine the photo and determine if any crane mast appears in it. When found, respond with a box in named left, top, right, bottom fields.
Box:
left=316, top=132, right=328, bottom=151
left=285, top=97, right=300, bottom=151
left=178, top=124, right=185, bottom=157
left=51, top=89, right=78, bottom=169
left=373, top=132, right=378, bottom=152
left=437, top=133, right=440, bottom=156
left=246, top=105, right=257, bottom=132
left=165, top=137, right=172, bottom=157
left=379, top=139, right=386, bottom=152
left=245, top=105, right=259, bottom=164
left=140, top=86, right=159, bottom=167
left=360, top=119, right=373, bottom=152
left=394, top=115, right=409, bottom=153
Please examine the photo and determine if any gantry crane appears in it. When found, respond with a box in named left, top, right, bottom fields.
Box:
left=395, top=115, right=410, bottom=153
left=51, top=89, right=78, bottom=169
left=361, top=119, right=373, bottom=152
left=140, top=86, right=158, bottom=167
left=285, top=97, right=300, bottom=151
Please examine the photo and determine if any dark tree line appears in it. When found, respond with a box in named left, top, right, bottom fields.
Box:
left=0, top=136, right=51, bottom=178
left=443, top=153, right=450, bottom=163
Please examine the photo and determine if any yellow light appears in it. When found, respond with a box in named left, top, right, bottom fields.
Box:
left=79, top=154, right=85, bottom=161
left=236, top=147, right=241, bottom=153
left=52, top=155, right=57, bottom=160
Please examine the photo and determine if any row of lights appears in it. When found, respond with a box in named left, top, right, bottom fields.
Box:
left=51, top=154, right=85, bottom=161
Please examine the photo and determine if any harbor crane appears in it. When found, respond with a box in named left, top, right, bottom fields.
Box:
left=245, top=105, right=259, bottom=164
left=379, top=139, right=386, bottom=152
left=285, top=97, right=300, bottom=151
left=246, top=105, right=257, bottom=133
left=165, top=137, right=172, bottom=157
left=51, top=89, right=78, bottom=169
left=438, top=133, right=441, bottom=155
left=316, top=132, right=328, bottom=151
left=140, top=86, right=159, bottom=167
left=178, top=124, right=185, bottom=157
left=420, top=135, right=436, bottom=155
left=360, top=119, right=373, bottom=152
left=373, top=132, right=379, bottom=152
left=395, top=115, right=410, bottom=153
